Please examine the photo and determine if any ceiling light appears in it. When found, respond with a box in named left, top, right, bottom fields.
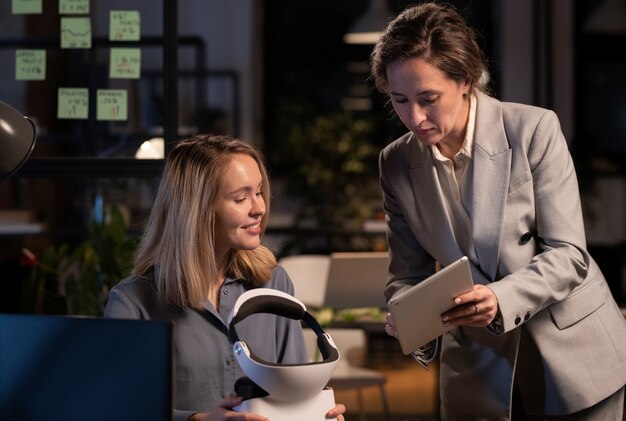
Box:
left=344, top=0, right=394, bottom=44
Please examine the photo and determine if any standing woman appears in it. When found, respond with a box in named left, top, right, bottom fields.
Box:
left=371, top=2, right=626, bottom=420
left=104, top=135, right=345, bottom=421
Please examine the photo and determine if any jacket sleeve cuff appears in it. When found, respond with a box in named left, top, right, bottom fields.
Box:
left=486, top=310, right=504, bottom=336
left=410, top=338, right=439, bottom=368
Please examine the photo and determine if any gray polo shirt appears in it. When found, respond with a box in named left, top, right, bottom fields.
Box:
left=104, top=265, right=307, bottom=421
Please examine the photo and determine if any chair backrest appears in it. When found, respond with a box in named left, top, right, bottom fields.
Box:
left=278, top=254, right=331, bottom=308
left=325, top=251, right=389, bottom=309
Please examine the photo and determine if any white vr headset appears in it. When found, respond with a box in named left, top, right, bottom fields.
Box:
left=227, top=288, right=340, bottom=402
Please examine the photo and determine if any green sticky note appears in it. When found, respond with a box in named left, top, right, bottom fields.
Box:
left=109, top=11, right=141, bottom=41
left=16, top=49, right=46, bottom=81
left=110, top=48, right=141, bottom=79
left=12, top=0, right=42, bottom=14
left=59, top=0, right=90, bottom=15
left=61, top=17, right=92, bottom=49
left=58, top=88, right=89, bottom=120
left=97, top=89, right=128, bottom=121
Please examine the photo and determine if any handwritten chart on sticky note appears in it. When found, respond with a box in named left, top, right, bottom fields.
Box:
left=97, top=89, right=128, bottom=121
left=16, top=49, right=46, bottom=80
left=12, top=0, right=42, bottom=14
left=58, top=88, right=89, bottom=120
left=110, top=11, right=140, bottom=41
left=59, top=0, right=90, bottom=15
left=110, top=48, right=141, bottom=79
left=61, top=17, right=92, bottom=49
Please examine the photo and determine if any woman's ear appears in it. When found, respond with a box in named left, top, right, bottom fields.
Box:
left=461, top=79, right=471, bottom=96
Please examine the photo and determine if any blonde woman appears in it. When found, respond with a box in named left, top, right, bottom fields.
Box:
left=105, top=135, right=345, bottom=421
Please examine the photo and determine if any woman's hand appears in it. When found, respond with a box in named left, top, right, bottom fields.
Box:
left=188, top=396, right=269, bottom=421
left=383, top=284, right=499, bottom=335
left=326, top=401, right=346, bottom=420
left=189, top=396, right=346, bottom=420
left=384, top=312, right=399, bottom=339
left=441, top=284, right=498, bottom=327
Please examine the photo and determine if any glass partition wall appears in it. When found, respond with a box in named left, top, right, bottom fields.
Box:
left=0, top=0, right=229, bottom=314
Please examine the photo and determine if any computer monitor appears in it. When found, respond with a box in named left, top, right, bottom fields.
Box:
left=324, top=251, right=390, bottom=309
left=0, top=314, right=173, bottom=421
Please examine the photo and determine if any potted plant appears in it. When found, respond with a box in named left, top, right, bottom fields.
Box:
left=269, top=102, right=383, bottom=253
left=21, top=204, right=137, bottom=316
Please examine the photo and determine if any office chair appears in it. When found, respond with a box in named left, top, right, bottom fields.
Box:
left=278, top=254, right=331, bottom=308
left=303, top=327, right=391, bottom=421
left=279, top=255, right=390, bottom=421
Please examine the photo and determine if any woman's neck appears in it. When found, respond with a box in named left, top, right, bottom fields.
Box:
left=437, top=97, right=470, bottom=160
left=208, top=273, right=226, bottom=310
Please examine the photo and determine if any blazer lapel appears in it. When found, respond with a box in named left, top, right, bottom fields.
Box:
left=470, top=93, right=511, bottom=280
left=408, top=137, right=463, bottom=259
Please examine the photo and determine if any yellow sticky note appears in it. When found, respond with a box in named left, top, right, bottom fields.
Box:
left=12, top=0, right=42, bottom=14
left=58, top=88, right=89, bottom=120
left=16, top=49, right=46, bottom=81
left=61, top=17, right=92, bottom=49
left=97, top=89, right=128, bottom=121
left=109, top=11, right=141, bottom=41
left=59, top=0, right=90, bottom=15
left=110, top=48, right=141, bottom=79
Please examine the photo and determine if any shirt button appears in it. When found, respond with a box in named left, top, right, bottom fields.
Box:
left=223, top=288, right=229, bottom=295
left=226, top=359, right=231, bottom=366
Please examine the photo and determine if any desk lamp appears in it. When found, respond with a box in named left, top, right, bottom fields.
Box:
left=0, top=101, right=36, bottom=179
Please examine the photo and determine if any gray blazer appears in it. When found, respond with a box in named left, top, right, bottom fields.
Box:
left=379, top=91, right=626, bottom=419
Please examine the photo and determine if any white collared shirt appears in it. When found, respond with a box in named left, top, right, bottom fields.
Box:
left=429, top=94, right=478, bottom=263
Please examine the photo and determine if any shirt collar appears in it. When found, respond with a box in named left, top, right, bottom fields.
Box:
left=430, top=93, right=476, bottom=162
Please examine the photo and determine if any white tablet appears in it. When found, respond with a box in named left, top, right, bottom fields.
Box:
left=387, top=256, right=474, bottom=355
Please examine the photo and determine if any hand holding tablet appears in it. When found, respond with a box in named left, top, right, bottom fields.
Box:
left=387, top=256, right=474, bottom=355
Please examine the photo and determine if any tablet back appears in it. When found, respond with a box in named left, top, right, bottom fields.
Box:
left=388, top=256, right=473, bottom=354
left=0, top=314, right=173, bottom=421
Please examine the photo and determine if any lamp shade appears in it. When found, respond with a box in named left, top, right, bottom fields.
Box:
left=135, top=137, right=164, bottom=159
left=583, top=0, right=626, bottom=33
left=344, top=0, right=394, bottom=44
left=0, top=101, right=36, bottom=179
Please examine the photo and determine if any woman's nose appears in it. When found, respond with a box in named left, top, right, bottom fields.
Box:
left=409, top=103, right=426, bottom=126
left=250, top=195, right=265, bottom=216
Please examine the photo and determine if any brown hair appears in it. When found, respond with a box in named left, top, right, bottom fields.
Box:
left=133, top=134, right=276, bottom=310
left=370, top=2, right=489, bottom=95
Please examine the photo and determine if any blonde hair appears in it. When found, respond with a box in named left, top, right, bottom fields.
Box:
left=133, top=134, right=276, bottom=310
